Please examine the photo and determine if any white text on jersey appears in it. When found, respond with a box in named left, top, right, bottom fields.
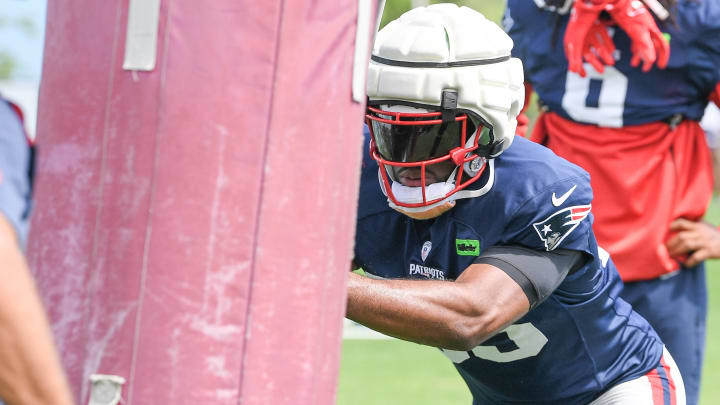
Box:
left=409, top=263, right=445, bottom=280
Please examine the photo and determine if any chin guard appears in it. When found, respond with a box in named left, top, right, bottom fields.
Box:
left=391, top=200, right=456, bottom=220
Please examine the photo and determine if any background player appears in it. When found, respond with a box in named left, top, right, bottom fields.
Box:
left=0, top=96, right=75, bottom=405
left=504, top=1, right=720, bottom=403
left=348, top=4, right=685, bottom=403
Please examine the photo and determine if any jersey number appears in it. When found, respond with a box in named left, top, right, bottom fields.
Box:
left=561, top=65, right=628, bottom=128
left=440, top=323, right=548, bottom=364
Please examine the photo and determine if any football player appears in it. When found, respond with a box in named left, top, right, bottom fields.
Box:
left=347, top=4, right=685, bottom=404
left=0, top=96, right=75, bottom=405
left=504, top=1, right=720, bottom=403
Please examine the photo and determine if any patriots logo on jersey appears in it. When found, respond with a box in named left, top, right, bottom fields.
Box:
left=533, top=205, right=592, bottom=251
left=421, top=241, right=432, bottom=262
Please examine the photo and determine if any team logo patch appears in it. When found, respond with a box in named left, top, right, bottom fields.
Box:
left=421, top=241, right=432, bottom=262
left=533, top=205, right=591, bottom=251
left=455, top=239, right=480, bottom=256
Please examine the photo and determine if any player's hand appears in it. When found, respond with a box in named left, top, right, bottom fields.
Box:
left=564, top=0, right=606, bottom=77
left=606, top=0, right=669, bottom=72
left=666, top=218, right=720, bottom=267
left=582, top=20, right=616, bottom=74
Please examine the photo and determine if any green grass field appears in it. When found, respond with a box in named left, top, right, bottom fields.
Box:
left=338, top=201, right=720, bottom=404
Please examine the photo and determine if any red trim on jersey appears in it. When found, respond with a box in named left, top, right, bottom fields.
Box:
left=530, top=112, right=713, bottom=281
left=570, top=206, right=592, bottom=221
left=660, top=356, right=677, bottom=405
left=646, top=367, right=666, bottom=405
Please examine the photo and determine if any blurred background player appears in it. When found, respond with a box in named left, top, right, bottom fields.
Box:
left=348, top=4, right=685, bottom=403
left=504, top=1, right=720, bottom=403
left=0, top=95, right=75, bottom=405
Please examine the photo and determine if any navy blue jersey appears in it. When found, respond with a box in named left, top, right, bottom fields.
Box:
left=504, top=0, right=720, bottom=127
left=0, top=98, right=33, bottom=247
left=354, top=129, right=663, bottom=404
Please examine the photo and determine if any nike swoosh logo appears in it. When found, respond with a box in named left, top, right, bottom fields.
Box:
left=552, top=185, right=577, bottom=207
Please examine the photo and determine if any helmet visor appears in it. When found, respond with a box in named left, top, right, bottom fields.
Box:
left=367, top=108, right=474, bottom=163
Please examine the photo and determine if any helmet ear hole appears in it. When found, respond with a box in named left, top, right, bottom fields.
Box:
left=477, top=126, right=491, bottom=146
left=473, top=126, right=498, bottom=157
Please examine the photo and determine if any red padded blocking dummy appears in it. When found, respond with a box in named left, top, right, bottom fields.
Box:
left=27, top=0, right=373, bottom=403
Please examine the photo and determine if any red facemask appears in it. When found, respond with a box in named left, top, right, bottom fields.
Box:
left=365, top=105, right=488, bottom=208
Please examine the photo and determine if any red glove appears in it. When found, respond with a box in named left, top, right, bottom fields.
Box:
left=564, top=0, right=607, bottom=77
left=606, top=0, right=670, bottom=72
left=565, top=0, right=669, bottom=76
left=581, top=20, right=616, bottom=75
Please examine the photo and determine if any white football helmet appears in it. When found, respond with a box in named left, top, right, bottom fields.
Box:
left=365, top=3, right=525, bottom=218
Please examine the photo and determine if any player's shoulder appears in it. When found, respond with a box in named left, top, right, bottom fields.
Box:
left=504, top=0, right=560, bottom=37
left=0, top=96, right=30, bottom=159
left=505, top=0, right=567, bottom=18
left=0, top=97, right=25, bottom=135
left=0, top=97, right=33, bottom=247
left=674, top=0, right=720, bottom=37
left=486, top=137, right=594, bottom=250
left=495, top=136, right=591, bottom=198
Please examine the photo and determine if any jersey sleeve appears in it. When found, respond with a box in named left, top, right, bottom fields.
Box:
left=680, top=0, right=720, bottom=87
left=503, top=4, right=524, bottom=62
left=0, top=99, right=33, bottom=247
left=503, top=174, right=596, bottom=257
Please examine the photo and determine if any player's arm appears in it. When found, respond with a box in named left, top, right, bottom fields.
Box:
left=0, top=217, right=76, bottom=405
left=346, top=246, right=584, bottom=351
